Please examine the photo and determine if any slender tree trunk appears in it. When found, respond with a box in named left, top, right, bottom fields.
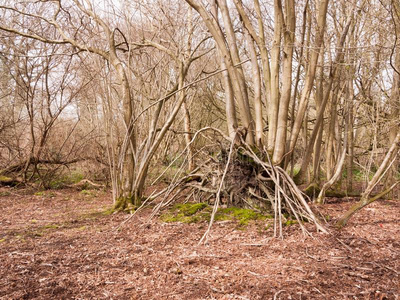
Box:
left=317, top=129, right=347, bottom=204
left=388, top=38, right=400, bottom=197
left=316, top=92, right=349, bottom=204
left=211, top=0, right=237, bottom=139
left=113, top=60, right=136, bottom=203
left=185, top=0, right=254, bottom=144
left=288, top=0, right=329, bottom=156
left=267, top=0, right=282, bottom=153
left=220, top=59, right=238, bottom=139
left=294, top=7, right=355, bottom=184
left=273, top=0, right=296, bottom=165
left=289, top=4, right=311, bottom=173
left=233, top=0, right=272, bottom=137
left=218, top=0, right=255, bottom=145
left=325, top=87, right=338, bottom=181
left=313, top=62, right=325, bottom=183
left=183, top=100, right=194, bottom=172
left=253, top=0, right=272, bottom=124
left=132, top=62, right=191, bottom=203
left=346, top=78, right=355, bottom=192
left=245, top=30, right=263, bottom=147
left=184, top=8, right=195, bottom=171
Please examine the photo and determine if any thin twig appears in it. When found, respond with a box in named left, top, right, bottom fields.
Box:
left=199, top=133, right=237, bottom=244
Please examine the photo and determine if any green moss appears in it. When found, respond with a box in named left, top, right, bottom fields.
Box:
left=113, top=195, right=140, bottom=213
left=48, top=180, right=64, bottom=189
left=43, top=224, right=60, bottom=229
left=161, top=203, right=272, bottom=228
left=217, top=207, right=267, bottom=226
left=80, top=189, right=95, bottom=197
left=8, top=223, right=63, bottom=241
left=32, top=223, right=60, bottom=236
left=291, top=166, right=301, bottom=177
left=160, top=213, right=177, bottom=222
left=102, top=207, right=115, bottom=216
left=77, top=206, right=115, bottom=221
left=69, top=171, right=84, bottom=184
left=284, top=219, right=298, bottom=226
left=0, top=175, right=12, bottom=183
left=161, top=213, right=200, bottom=223
left=174, top=203, right=207, bottom=216
left=47, top=171, right=85, bottom=189
left=33, top=191, right=55, bottom=198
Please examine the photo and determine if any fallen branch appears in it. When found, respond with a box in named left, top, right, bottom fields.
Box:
left=316, top=143, right=347, bottom=204
left=337, top=131, right=400, bottom=227
left=337, top=181, right=400, bottom=228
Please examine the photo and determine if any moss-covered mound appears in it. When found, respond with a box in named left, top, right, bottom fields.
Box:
left=160, top=202, right=272, bottom=227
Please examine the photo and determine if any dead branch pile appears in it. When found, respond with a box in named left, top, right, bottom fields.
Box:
left=152, top=131, right=327, bottom=240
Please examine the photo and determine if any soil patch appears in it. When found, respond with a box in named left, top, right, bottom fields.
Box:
left=0, top=186, right=398, bottom=299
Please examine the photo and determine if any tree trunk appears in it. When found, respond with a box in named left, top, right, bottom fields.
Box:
left=111, top=57, right=136, bottom=204
left=346, top=78, right=355, bottom=192
left=387, top=23, right=400, bottom=197
left=185, top=0, right=255, bottom=144
left=287, top=1, right=309, bottom=171
left=211, top=0, right=238, bottom=139
left=267, top=0, right=282, bottom=154
left=273, top=0, right=296, bottom=165
left=218, top=0, right=255, bottom=145
left=289, top=0, right=329, bottom=156
left=233, top=0, right=272, bottom=143
left=245, top=30, right=263, bottom=147
left=294, top=6, right=355, bottom=184
left=312, top=63, right=325, bottom=184
left=325, top=87, right=339, bottom=181
left=184, top=8, right=195, bottom=172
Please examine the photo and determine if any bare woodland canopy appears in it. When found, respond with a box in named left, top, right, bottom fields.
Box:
left=0, top=0, right=399, bottom=228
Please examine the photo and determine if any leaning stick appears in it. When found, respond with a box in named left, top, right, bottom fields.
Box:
left=199, top=133, right=237, bottom=244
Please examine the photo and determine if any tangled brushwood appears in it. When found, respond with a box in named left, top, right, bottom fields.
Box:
left=151, top=131, right=327, bottom=240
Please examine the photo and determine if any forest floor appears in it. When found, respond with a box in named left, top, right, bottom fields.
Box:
left=0, top=186, right=399, bottom=300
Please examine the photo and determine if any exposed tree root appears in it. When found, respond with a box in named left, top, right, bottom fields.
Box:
left=152, top=133, right=327, bottom=241
left=146, top=129, right=327, bottom=241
